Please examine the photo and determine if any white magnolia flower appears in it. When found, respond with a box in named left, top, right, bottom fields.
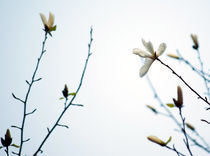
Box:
left=40, top=12, right=56, bottom=33
left=133, top=39, right=166, bottom=77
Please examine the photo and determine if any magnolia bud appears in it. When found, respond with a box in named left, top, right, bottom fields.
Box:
left=62, top=84, right=69, bottom=98
left=191, top=34, right=199, bottom=50
left=1, top=129, right=12, bottom=147
left=173, top=86, right=183, bottom=108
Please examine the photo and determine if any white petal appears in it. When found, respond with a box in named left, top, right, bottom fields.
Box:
left=142, top=39, right=154, bottom=54
left=40, top=13, right=47, bottom=26
left=140, top=58, right=154, bottom=77
left=48, top=12, right=55, bottom=28
left=157, top=43, right=166, bottom=57
left=133, top=48, right=152, bottom=58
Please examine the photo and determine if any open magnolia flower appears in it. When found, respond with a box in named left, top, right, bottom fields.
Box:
left=40, top=12, right=56, bottom=35
left=133, top=39, right=166, bottom=77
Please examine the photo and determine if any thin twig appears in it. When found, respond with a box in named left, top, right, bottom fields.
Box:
left=195, top=49, right=210, bottom=99
left=12, top=93, right=24, bottom=103
left=156, top=57, right=210, bottom=106
left=26, top=109, right=37, bottom=116
left=178, top=107, right=193, bottom=156
left=18, top=32, right=48, bottom=156
left=33, top=27, right=93, bottom=156
left=57, top=124, right=69, bottom=129
left=201, top=119, right=210, bottom=125
left=176, top=50, right=210, bottom=81
left=165, top=145, right=186, bottom=156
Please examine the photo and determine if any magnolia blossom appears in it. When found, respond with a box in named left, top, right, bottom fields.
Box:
left=40, top=12, right=56, bottom=33
left=133, top=39, right=166, bottom=77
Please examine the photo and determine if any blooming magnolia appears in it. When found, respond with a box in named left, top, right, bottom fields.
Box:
left=133, top=39, right=166, bottom=77
left=40, top=12, right=56, bottom=35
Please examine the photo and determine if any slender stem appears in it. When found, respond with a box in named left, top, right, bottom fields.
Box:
left=156, top=57, right=210, bottom=106
left=178, top=108, right=193, bottom=156
left=18, top=32, right=48, bottom=156
left=33, top=27, right=93, bottom=156
left=146, top=76, right=181, bottom=127
left=165, top=145, right=186, bottom=156
left=5, top=146, right=9, bottom=156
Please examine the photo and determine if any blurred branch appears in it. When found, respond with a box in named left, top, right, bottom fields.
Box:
left=178, top=107, right=193, bottom=156
left=33, top=27, right=93, bottom=156
left=195, top=49, right=210, bottom=99
left=146, top=76, right=210, bottom=153
left=17, top=32, right=48, bottom=156
left=176, top=50, right=210, bottom=81
left=166, top=145, right=186, bottom=156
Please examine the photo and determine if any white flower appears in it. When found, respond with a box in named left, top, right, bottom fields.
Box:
left=133, top=39, right=166, bottom=77
left=40, top=12, right=56, bottom=33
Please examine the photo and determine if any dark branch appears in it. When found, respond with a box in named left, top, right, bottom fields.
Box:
left=26, top=109, right=37, bottom=116
left=57, top=124, right=69, bottom=129
left=12, top=93, right=24, bottom=103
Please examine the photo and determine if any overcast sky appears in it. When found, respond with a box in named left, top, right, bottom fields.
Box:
left=1, top=0, right=210, bottom=155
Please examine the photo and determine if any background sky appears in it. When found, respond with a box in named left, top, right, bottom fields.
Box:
left=1, top=0, right=210, bottom=155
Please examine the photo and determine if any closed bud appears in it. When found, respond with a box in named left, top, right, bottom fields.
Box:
left=62, top=84, right=69, bottom=98
left=186, top=122, right=195, bottom=131
left=167, top=53, right=179, bottom=59
left=1, top=129, right=12, bottom=147
left=173, top=86, right=183, bottom=108
left=147, top=136, right=166, bottom=146
left=191, top=34, right=199, bottom=50
left=146, top=105, right=158, bottom=114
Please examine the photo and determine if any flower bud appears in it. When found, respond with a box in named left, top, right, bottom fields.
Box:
left=186, top=122, right=195, bottom=131
left=146, top=105, right=158, bottom=114
left=173, top=86, right=183, bottom=108
left=147, top=136, right=166, bottom=146
left=167, top=53, right=179, bottom=59
left=191, top=34, right=199, bottom=50
left=1, top=129, right=12, bottom=147
left=62, top=84, right=69, bottom=98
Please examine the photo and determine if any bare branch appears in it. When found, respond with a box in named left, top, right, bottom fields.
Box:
left=201, top=119, right=210, bottom=125
left=23, top=138, right=30, bottom=143
left=71, top=103, right=84, bottom=107
left=26, top=109, right=37, bottom=116
left=57, top=124, right=69, bottom=129
left=34, top=78, right=42, bottom=82
left=12, top=93, right=24, bottom=103
left=11, top=125, right=21, bottom=130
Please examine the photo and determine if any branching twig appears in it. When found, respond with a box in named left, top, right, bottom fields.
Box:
left=178, top=108, right=193, bottom=156
left=195, top=49, right=210, bottom=99
left=17, top=32, right=48, bottom=156
left=165, top=145, right=186, bottom=156
left=33, top=27, right=93, bottom=156
left=176, top=50, right=210, bottom=81
left=146, top=76, right=210, bottom=153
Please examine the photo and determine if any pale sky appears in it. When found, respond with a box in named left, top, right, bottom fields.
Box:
left=1, top=0, right=210, bottom=155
